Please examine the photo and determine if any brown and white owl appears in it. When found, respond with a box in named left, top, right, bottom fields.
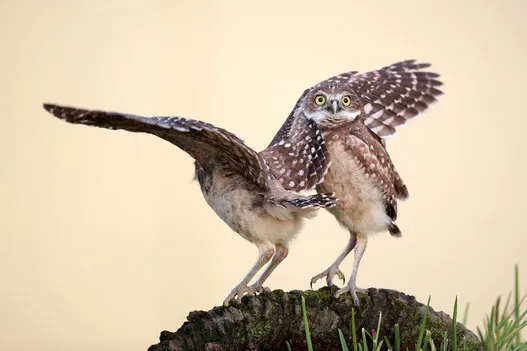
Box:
left=43, top=104, right=337, bottom=306
left=265, top=60, right=443, bottom=304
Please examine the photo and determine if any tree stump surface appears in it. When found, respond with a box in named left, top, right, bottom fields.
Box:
left=148, top=287, right=482, bottom=351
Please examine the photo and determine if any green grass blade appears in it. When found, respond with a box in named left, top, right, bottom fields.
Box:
left=423, top=330, right=431, bottom=351
left=428, top=334, right=437, bottom=351
left=416, top=296, right=431, bottom=349
left=453, top=296, right=458, bottom=351
left=442, top=331, right=448, bottom=351
left=286, top=340, right=292, bottom=351
left=395, top=323, right=400, bottom=351
left=462, top=302, right=470, bottom=326
left=373, top=312, right=382, bottom=349
left=489, top=304, right=496, bottom=339
left=301, top=296, right=313, bottom=351
left=503, top=293, right=512, bottom=327
left=515, top=264, right=520, bottom=346
left=352, top=308, right=358, bottom=351
left=339, top=328, right=350, bottom=351
left=476, top=325, right=484, bottom=344
left=362, top=328, right=368, bottom=351
left=384, top=336, right=392, bottom=350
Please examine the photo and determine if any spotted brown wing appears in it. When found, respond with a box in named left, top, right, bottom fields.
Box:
left=346, top=60, right=443, bottom=137
left=262, top=93, right=331, bottom=192
left=345, top=124, right=409, bottom=220
left=310, top=70, right=359, bottom=89
left=44, top=104, right=273, bottom=190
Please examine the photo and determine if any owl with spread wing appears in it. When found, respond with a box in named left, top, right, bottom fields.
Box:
left=43, top=104, right=336, bottom=305
left=266, top=60, right=442, bottom=304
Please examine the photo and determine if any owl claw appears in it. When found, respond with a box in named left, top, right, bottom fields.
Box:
left=223, top=285, right=250, bottom=306
left=223, top=283, right=270, bottom=306
left=310, top=265, right=346, bottom=289
left=334, top=283, right=365, bottom=306
left=248, top=282, right=270, bottom=294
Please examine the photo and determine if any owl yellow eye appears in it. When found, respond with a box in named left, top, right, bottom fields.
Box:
left=341, top=95, right=351, bottom=106
left=314, top=95, right=326, bottom=106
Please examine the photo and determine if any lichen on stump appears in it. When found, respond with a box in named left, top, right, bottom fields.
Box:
left=148, top=287, right=482, bottom=351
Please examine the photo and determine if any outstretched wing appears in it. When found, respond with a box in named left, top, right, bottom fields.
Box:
left=346, top=60, right=443, bottom=137
left=261, top=91, right=331, bottom=192
left=44, top=104, right=273, bottom=190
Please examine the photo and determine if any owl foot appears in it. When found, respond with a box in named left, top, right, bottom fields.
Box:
left=223, top=284, right=252, bottom=306
left=334, top=283, right=366, bottom=306
left=310, top=265, right=346, bottom=289
left=223, top=283, right=270, bottom=306
left=248, top=282, right=271, bottom=294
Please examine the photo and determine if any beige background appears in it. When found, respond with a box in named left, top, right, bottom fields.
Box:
left=1, top=0, right=526, bottom=349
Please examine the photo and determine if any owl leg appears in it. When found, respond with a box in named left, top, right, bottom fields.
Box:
left=249, top=243, right=289, bottom=293
left=223, top=244, right=274, bottom=306
left=335, top=232, right=368, bottom=305
left=310, top=232, right=356, bottom=288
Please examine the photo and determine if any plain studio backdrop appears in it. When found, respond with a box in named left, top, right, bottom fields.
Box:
left=1, top=0, right=526, bottom=349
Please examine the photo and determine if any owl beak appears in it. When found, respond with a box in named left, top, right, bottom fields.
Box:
left=329, top=100, right=339, bottom=114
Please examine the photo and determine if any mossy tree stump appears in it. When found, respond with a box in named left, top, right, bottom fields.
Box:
left=148, top=287, right=482, bottom=350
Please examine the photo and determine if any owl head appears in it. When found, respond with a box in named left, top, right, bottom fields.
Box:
left=303, top=83, right=362, bottom=125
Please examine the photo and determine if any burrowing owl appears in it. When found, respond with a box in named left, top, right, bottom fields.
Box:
left=266, top=60, right=442, bottom=304
left=43, top=104, right=336, bottom=305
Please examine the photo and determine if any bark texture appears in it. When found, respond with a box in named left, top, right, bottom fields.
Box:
left=148, top=287, right=482, bottom=351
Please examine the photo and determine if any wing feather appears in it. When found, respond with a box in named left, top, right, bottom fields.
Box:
left=262, top=91, right=332, bottom=192
left=345, top=60, right=443, bottom=137
left=345, top=124, right=409, bottom=220
left=44, top=104, right=273, bottom=190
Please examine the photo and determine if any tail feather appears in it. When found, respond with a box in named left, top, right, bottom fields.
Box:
left=265, top=192, right=337, bottom=220
left=284, top=192, right=337, bottom=209
left=388, top=222, right=402, bottom=237
left=280, top=192, right=337, bottom=219
left=395, top=182, right=409, bottom=200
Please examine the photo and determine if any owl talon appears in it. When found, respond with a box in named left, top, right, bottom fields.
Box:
left=224, top=282, right=273, bottom=306
left=334, top=283, right=365, bottom=306
left=310, top=265, right=346, bottom=289
left=223, top=284, right=252, bottom=306
left=248, top=282, right=270, bottom=294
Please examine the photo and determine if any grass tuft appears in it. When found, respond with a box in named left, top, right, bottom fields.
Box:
left=477, top=265, right=526, bottom=351
left=293, top=266, right=525, bottom=350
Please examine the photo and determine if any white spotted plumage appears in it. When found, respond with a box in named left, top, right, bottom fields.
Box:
left=268, top=60, right=442, bottom=305
left=43, top=103, right=337, bottom=306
